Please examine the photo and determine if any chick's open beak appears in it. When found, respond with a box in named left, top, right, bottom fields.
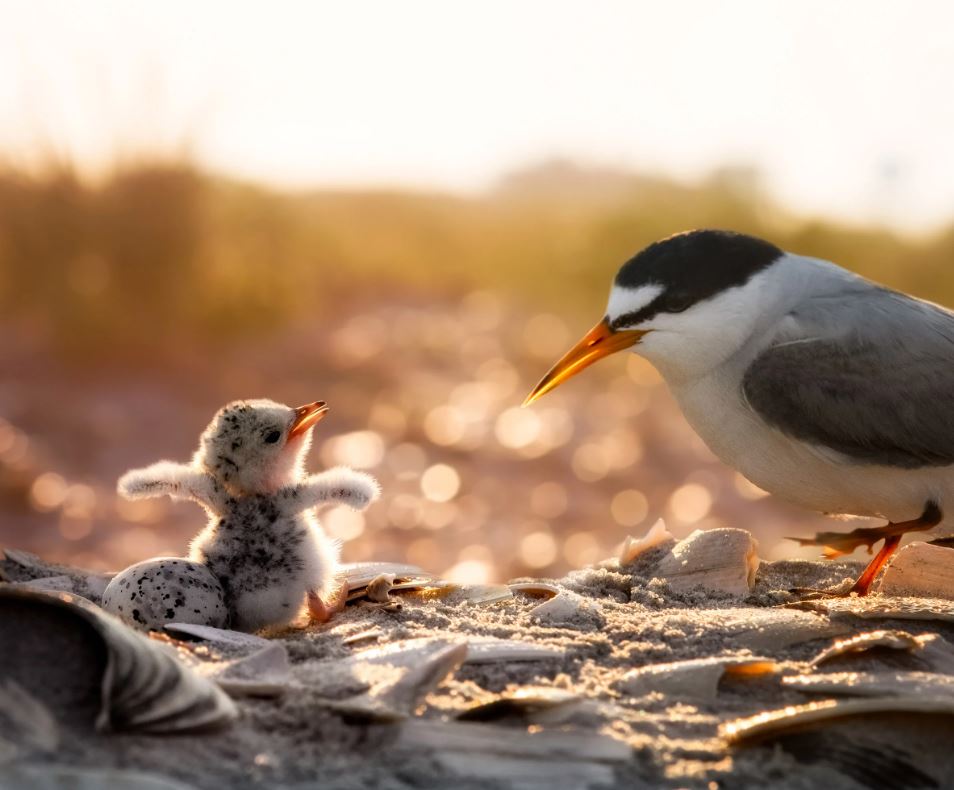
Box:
left=288, top=401, right=329, bottom=439
left=522, top=318, right=647, bottom=406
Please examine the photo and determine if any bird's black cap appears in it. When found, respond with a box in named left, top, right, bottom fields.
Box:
left=609, top=230, right=783, bottom=329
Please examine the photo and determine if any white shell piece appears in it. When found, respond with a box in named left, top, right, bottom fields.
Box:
left=462, top=638, right=564, bottom=664
left=457, top=686, right=582, bottom=724
left=0, top=764, right=197, bottom=790
left=809, top=630, right=933, bottom=668
left=0, top=680, right=59, bottom=756
left=790, top=595, right=954, bottom=623
left=318, top=638, right=468, bottom=720
left=719, top=608, right=851, bottom=651
left=394, top=719, right=632, bottom=762
left=434, top=753, right=617, bottom=789
left=529, top=590, right=601, bottom=626
left=365, top=574, right=396, bottom=603
left=880, top=542, right=954, bottom=600
left=721, top=696, right=954, bottom=744
left=80, top=572, right=114, bottom=600
left=617, top=656, right=777, bottom=702
left=341, top=562, right=433, bottom=591
left=1, top=548, right=114, bottom=601
left=12, top=576, right=76, bottom=593
left=653, top=528, right=759, bottom=596
left=0, top=588, right=236, bottom=734
left=447, top=584, right=514, bottom=605
left=400, top=583, right=513, bottom=606
left=341, top=628, right=384, bottom=646
left=619, top=519, right=675, bottom=566
left=163, top=623, right=272, bottom=650
left=102, top=558, right=226, bottom=630
left=204, top=644, right=291, bottom=697
left=0, top=548, right=44, bottom=568
left=783, top=670, right=954, bottom=698
left=509, top=582, right=561, bottom=600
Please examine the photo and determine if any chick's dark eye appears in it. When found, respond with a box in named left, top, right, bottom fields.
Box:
left=264, top=430, right=282, bottom=444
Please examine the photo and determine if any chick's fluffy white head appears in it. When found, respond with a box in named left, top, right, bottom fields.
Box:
left=195, top=399, right=312, bottom=495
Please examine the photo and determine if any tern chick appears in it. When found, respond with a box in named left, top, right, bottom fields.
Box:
left=118, top=399, right=379, bottom=631
left=525, top=229, right=954, bottom=595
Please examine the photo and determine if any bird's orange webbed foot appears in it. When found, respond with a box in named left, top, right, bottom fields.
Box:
left=307, top=582, right=347, bottom=624
left=789, top=502, right=942, bottom=599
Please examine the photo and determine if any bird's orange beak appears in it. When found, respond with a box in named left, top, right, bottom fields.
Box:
left=288, top=401, right=329, bottom=439
left=522, top=318, right=647, bottom=406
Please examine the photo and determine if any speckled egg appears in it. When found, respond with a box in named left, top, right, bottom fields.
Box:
left=101, top=557, right=227, bottom=630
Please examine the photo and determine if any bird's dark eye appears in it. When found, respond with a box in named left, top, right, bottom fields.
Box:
left=666, top=294, right=693, bottom=313
left=264, top=430, right=282, bottom=444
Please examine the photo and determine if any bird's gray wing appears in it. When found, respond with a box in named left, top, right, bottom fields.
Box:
left=742, top=286, right=954, bottom=468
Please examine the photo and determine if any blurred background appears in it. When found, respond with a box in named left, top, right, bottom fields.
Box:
left=3, top=1, right=954, bottom=582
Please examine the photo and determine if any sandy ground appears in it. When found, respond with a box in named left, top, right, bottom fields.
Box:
left=3, top=539, right=954, bottom=790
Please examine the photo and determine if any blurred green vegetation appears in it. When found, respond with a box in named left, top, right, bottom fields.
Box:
left=2, top=158, right=953, bottom=360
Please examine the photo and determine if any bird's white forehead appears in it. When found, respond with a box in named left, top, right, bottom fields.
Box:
left=606, top=283, right=664, bottom=322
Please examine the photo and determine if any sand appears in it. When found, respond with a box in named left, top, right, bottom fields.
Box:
left=3, top=542, right=954, bottom=790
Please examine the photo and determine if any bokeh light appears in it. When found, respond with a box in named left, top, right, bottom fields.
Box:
left=611, top=489, right=650, bottom=528
left=519, top=528, right=558, bottom=569
left=420, top=464, right=461, bottom=503
left=668, top=483, right=714, bottom=525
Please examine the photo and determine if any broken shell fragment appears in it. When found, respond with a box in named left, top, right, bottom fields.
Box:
left=12, top=575, right=77, bottom=594
left=0, top=765, right=197, bottom=790
left=880, top=542, right=954, bottom=600
left=462, top=638, right=564, bottom=664
left=808, top=630, right=952, bottom=669
left=102, top=557, right=227, bottom=630
left=316, top=638, right=468, bottom=721
left=346, top=575, right=434, bottom=604
left=341, top=628, right=384, bottom=646
left=358, top=573, right=403, bottom=612
left=1, top=548, right=113, bottom=600
left=619, top=519, right=675, bottom=566
left=0, top=588, right=236, bottom=733
left=788, top=595, right=954, bottom=624
left=458, top=686, right=582, bottom=723
left=207, top=644, right=291, bottom=698
left=529, top=590, right=603, bottom=628
left=1, top=548, right=54, bottom=575
left=175, top=642, right=292, bottom=698
left=162, top=622, right=272, bottom=650
left=617, top=656, right=778, bottom=702
left=366, top=573, right=396, bottom=603
left=508, top=581, right=560, bottom=600
left=394, top=720, right=631, bottom=788
left=783, top=669, right=954, bottom=699
left=0, top=680, right=59, bottom=758
left=722, top=607, right=851, bottom=651
left=399, top=583, right=513, bottom=606
left=653, top=528, right=759, bottom=597
left=722, top=696, right=954, bottom=744
left=341, top=561, right=433, bottom=592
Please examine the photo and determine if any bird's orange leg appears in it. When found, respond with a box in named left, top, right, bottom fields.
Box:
left=791, top=501, right=942, bottom=597
left=847, top=534, right=902, bottom=595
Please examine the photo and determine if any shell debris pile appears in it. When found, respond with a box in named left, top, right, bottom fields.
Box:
left=8, top=542, right=954, bottom=787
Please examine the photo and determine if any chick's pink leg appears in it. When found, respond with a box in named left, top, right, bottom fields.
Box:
left=307, top=582, right=347, bottom=624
